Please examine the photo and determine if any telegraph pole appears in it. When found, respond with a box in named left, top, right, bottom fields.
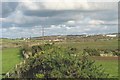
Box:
left=42, top=26, right=44, bottom=37
left=42, top=26, right=44, bottom=42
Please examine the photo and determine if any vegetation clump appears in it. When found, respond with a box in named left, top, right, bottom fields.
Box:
left=7, top=44, right=109, bottom=78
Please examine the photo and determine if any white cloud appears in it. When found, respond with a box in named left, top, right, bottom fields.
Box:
left=9, top=26, right=17, bottom=30
left=50, top=25, right=61, bottom=29
left=16, top=1, right=117, bottom=11
left=0, top=18, right=13, bottom=23
left=0, top=18, right=5, bottom=22
left=67, top=20, right=76, bottom=25
left=84, top=28, right=91, bottom=31
left=42, top=2, right=89, bottom=10
left=21, top=1, right=40, bottom=10
left=88, top=20, right=104, bottom=25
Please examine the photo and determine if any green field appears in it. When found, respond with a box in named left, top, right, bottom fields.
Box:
left=2, top=48, right=22, bottom=74
left=60, top=39, right=118, bottom=50
left=96, top=60, right=118, bottom=78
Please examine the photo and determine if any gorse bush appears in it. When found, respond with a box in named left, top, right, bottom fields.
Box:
left=83, top=48, right=100, bottom=56
left=21, top=43, right=55, bottom=58
left=8, top=43, right=109, bottom=78
left=83, top=48, right=120, bottom=56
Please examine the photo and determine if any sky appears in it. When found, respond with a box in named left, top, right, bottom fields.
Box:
left=0, top=0, right=118, bottom=38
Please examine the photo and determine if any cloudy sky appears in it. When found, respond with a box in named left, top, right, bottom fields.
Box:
left=0, top=1, right=118, bottom=38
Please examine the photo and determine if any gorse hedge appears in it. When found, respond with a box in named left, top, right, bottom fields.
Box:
left=7, top=43, right=109, bottom=78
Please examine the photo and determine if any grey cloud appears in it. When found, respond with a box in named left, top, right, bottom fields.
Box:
left=89, top=10, right=118, bottom=21
left=23, top=10, right=66, bottom=17
left=23, top=9, right=108, bottom=17
left=2, top=2, right=18, bottom=18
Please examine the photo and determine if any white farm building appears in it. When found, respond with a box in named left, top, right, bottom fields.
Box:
left=106, top=34, right=117, bottom=37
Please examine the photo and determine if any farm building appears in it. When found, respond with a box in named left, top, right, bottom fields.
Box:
left=105, top=34, right=117, bottom=37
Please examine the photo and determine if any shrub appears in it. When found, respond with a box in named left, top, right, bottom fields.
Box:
left=83, top=48, right=100, bottom=56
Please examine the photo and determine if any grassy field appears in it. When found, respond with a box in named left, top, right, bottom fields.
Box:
left=95, top=59, right=118, bottom=78
left=2, top=48, right=22, bottom=74
left=65, top=39, right=118, bottom=50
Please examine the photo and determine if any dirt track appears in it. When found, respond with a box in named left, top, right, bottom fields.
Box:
left=91, top=56, right=119, bottom=60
